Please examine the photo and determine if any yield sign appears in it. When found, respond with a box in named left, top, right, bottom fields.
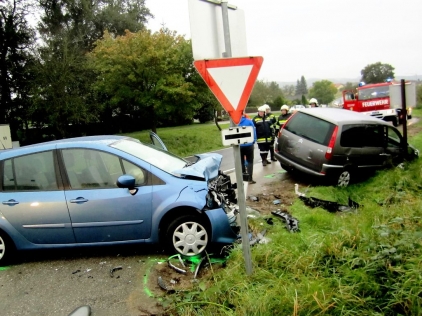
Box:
left=194, top=57, right=263, bottom=125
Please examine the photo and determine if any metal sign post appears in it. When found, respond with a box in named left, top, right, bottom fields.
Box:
left=189, top=0, right=261, bottom=275
left=220, top=0, right=253, bottom=275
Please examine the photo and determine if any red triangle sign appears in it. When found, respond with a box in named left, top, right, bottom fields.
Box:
left=194, top=57, right=263, bottom=125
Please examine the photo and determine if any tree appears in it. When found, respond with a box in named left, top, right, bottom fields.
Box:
left=417, top=84, right=422, bottom=107
left=89, top=29, right=204, bottom=133
left=282, top=84, right=295, bottom=97
left=30, top=0, right=153, bottom=138
left=361, top=62, right=395, bottom=84
left=0, top=0, right=35, bottom=129
left=308, top=80, right=337, bottom=105
left=295, top=75, right=308, bottom=96
left=249, top=80, right=285, bottom=109
left=341, top=82, right=358, bottom=91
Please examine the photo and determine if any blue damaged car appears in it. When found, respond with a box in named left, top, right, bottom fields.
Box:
left=0, top=135, right=239, bottom=265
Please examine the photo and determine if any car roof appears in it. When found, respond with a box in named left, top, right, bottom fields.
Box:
left=297, top=108, right=391, bottom=126
left=0, top=135, right=133, bottom=158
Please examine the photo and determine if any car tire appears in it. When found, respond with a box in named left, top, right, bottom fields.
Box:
left=166, top=215, right=210, bottom=257
left=279, top=163, right=290, bottom=171
left=0, top=231, right=15, bottom=266
left=392, top=116, right=399, bottom=127
left=335, top=169, right=352, bottom=187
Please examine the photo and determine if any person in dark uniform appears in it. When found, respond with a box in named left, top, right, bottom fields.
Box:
left=277, top=104, right=292, bottom=130
left=252, top=105, right=273, bottom=166
left=238, top=111, right=257, bottom=184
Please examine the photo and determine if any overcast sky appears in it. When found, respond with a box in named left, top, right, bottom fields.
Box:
left=145, top=0, right=422, bottom=83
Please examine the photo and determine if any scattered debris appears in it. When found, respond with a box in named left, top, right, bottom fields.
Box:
left=294, top=183, right=307, bottom=197
left=271, top=210, right=300, bottom=232
left=193, top=256, right=206, bottom=279
left=265, top=218, right=274, bottom=225
left=273, top=199, right=281, bottom=205
left=72, top=269, right=81, bottom=275
left=249, top=195, right=259, bottom=202
left=168, top=260, right=187, bottom=274
left=295, top=184, right=360, bottom=213
left=157, top=276, right=174, bottom=293
left=248, top=229, right=270, bottom=245
left=109, top=266, right=123, bottom=277
left=68, top=305, right=91, bottom=316
left=299, top=196, right=359, bottom=213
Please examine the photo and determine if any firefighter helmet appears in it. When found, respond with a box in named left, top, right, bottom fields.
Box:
left=309, top=98, right=318, bottom=106
left=280, top=104, right=289, bottom=111
left=258, top=105, right=267, bottom=112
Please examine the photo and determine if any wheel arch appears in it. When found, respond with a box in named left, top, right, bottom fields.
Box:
left=158, top=206, right=211, bottom=244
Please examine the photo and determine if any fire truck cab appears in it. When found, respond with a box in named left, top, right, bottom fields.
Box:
left=343, top=82, right=400, bottom=126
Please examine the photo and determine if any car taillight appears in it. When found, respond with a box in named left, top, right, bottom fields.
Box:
left=325, top=126, right=338, bottom=160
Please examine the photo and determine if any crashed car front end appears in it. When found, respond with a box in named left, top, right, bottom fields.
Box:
left=173, top=153, right=239, bottom=245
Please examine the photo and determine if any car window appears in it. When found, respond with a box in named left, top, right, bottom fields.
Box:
left=341, top=124, right=383, bottom=148
left=111, top=139, right=187, bottom=175
left=386, top=127, right=402, bottom=148
left=62, top=149, right=147, bottom=189
left=3, top=151, right=58, bottom=191
left=284, top=112, right=335, bottom=146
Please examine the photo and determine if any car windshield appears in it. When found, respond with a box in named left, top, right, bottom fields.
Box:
left=284, top=112, right=336, bottom=146
left=111, top=139, right=187, bottom=174
left=358, top=85, right=389, bottom=100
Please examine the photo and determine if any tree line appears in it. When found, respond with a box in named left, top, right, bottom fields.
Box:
left=1, top=0, right=404, bottom=145
left=1, top=0, right=219, bottom=144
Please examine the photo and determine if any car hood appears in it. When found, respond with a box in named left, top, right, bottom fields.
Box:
left=173, top=153, right=222, bottom=181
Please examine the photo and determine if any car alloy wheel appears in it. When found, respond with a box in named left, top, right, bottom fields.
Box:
left=0, top=232, right=13, bottom=266
left=167, top=215, right=209, bottom=256
left=337, top=170, right=351, bottom=187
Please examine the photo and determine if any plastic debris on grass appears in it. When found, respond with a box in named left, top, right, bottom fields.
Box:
left=295, top=183, right=360, bottom=213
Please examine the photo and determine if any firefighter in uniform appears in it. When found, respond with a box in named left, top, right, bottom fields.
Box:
left=277, top=104, right=291, bottom=130
left=309, top=98, right=319, bottom=107
left=262, top=104, right=277, bottom=162
left=252, top=105, right=273, bottom=166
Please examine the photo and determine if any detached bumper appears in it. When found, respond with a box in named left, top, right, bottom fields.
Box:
left=205, top=208, right=237, bottom=244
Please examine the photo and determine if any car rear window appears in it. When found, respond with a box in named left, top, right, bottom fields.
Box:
left=284, top=112, right=336, bottom=146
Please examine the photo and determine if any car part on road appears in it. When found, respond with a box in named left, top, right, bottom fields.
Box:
left=168, top=259, right=187, bottom=274
left=271, top=210, right=300, bottom=232
left=109, top=266, right=123, bottom=277
left=158, top=276, right=175, bottom=293
left=68, top=305, right=91, bottom=316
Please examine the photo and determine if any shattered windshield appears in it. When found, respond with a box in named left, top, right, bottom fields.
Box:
left=111, top=139, right=187, bottom=174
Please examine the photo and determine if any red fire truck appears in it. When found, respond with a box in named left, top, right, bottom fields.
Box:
left=342, top=81, right=412, bottom=126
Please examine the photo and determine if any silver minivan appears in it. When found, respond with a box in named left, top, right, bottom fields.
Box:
left=274, top=108, right=418, bottom=186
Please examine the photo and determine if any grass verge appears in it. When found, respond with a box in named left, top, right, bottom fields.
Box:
left=122, top=122, right=229, bottom=157
left=163, top=109, right=422, bottom=315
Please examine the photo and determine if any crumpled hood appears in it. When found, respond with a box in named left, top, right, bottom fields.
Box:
left=173, top=153, right=222, bottom=181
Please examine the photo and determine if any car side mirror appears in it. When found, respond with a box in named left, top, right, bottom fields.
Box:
left=117, top=175, right=138, bottom=195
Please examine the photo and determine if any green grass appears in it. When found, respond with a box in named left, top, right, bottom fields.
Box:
left=122, top=122, right=230, bottom=157
left=162, top=108, right=422, bottom=316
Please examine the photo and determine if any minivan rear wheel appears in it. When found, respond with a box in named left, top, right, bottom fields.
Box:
left=336, top=170, right=351, bottom=187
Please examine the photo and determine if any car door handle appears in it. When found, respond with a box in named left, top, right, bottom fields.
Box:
left=2, top=199, right=19, bottom=206
left=70, top=197, right=89, bottom=203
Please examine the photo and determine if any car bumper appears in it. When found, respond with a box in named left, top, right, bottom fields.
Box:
left=275, top=153, right=343, bottom=177
left=205, top=208, right=237, bottom=244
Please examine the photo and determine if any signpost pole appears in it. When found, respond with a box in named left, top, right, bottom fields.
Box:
left=221, top=0, right=253, bottom=275
left=400, top=79, right=408, bottom=152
